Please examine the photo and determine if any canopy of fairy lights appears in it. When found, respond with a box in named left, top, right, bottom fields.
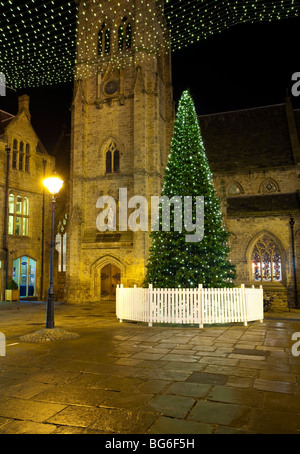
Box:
left=0, top=0, right=299, bottom=89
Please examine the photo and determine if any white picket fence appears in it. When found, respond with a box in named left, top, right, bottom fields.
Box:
left=116, top=284, right=263, bottom=327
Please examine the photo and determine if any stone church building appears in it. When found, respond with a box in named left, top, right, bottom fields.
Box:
left=64, top=0, right=299, bottom=308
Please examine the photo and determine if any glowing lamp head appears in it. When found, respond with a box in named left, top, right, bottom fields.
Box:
left=43, top=176, right=64, bottom=195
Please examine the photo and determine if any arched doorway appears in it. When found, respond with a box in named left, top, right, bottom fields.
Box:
left=12, top=256, right=37, bottom=298
left=100, top=263, right=121, bottom=300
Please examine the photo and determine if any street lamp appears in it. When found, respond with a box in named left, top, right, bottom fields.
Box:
left=43, top=174, right=63, bottom=329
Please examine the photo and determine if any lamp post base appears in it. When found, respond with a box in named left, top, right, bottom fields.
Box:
left=19, top=327, right=80, bottom=343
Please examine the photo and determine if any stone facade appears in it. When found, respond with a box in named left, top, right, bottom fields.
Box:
left=0, top=95, right=55, bottom=301
left=66, top=1, right=300, bottom=310
left=66, top=0, right=174, bottom=302
left=199, top=101, right=300, bottom=309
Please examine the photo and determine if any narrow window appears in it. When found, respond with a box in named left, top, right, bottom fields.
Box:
left=12, top=139, right=18, bottom=169
left=19, top=141, right=24, bottom=171
left=8, top=194, right=14, bottom=235
left=98, top=23, right=110, bottom=55
left=114, top=149, right=120, bottom=173
left=25, top=144, right=30, bottom=172
left=106, top=150, right=112, bottom=173
left=118, top=18, right=131, bottom=52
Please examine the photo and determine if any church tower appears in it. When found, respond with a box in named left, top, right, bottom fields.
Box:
left=66, top=0, right=174, bottom=302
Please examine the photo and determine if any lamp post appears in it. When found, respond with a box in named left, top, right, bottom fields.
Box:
left=43, top=175, right=63, bottom=329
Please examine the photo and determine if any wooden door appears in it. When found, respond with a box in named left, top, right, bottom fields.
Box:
left=101, top=264, right=121, bottom=299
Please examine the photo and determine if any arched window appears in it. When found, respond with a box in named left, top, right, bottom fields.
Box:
left=118, top=17, right=132, bottom=51
left=98, top=23, right=110, bottom=55
left=105, top=141, right=120, bottom=174
left=259, top=178, right=279, bottom=194
left=251, top=234, right=282, bottom=282
left=228, top=182, right=243, bottom=196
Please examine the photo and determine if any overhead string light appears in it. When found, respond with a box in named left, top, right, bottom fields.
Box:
left=0, top=0, right=299, bottom=89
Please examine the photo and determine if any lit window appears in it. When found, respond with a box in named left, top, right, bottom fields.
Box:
left=252, top=235, right=282, bottom=282
left=8, top=194, right=29, bottom=237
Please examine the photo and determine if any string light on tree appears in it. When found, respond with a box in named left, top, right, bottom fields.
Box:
left=145, top=90, right=236, bottom=289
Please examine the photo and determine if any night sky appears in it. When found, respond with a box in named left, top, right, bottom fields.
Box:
left=1, top=14, right=300, bottom=153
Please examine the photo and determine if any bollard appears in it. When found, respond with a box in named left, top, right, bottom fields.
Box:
left=0, top=332, right=6, bottom=357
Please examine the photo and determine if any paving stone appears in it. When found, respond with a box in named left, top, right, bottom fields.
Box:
left=253, top=379, right=294, bottom=394
left=207, top=385, right=263, bottom=407
left=263, top=392, right=300, bottom=413
left=186, top=372, right=227, bottom=385
left=251, top=408, right=299, bottom=434
left=188, top=401, right=252, bottom=428
left=148, top=416, right=213, bottom=434
left=101, top=391, right=154, bottom=409
left=165, top=382, right=211, bottom=398
left=0, top=419, right=56, bottom=434
left=149, top=394, right=195, bottom=418
left=0, top=398, right=66, bottom=423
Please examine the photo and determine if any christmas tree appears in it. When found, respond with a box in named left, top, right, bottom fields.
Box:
left=145, top=90, right=236, bottom=288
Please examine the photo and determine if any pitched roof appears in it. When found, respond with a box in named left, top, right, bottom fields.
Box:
left=0, top=109, right=14, bottom=136
left=199, top=104, right=295, bottom=172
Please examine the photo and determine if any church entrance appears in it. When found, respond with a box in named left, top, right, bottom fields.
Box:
left=101, top=264, right=121, bottom=300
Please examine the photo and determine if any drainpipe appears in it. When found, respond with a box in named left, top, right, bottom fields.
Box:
left=290, top=217, right=298, bottom=308
left=3, top=146, right=10, bottom=292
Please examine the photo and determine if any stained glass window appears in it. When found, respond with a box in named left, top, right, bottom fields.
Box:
left=251, top=235, right=282, bottom=282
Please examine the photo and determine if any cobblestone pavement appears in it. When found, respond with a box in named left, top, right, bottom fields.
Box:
left=0, top=301, right=300, bottom=434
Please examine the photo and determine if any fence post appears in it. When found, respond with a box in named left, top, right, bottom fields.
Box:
left=118, top=284, right=123, bottom=323
left=198, top=284, right=203, bottom=328
left=148, top=284, right=153, bottom=327
left=0, top=332, right=6, bottom=357
left=241, top=284, right=247, bottom=326
left=260, top=285, right=264, bottom=323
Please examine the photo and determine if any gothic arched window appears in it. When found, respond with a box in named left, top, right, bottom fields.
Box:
left=118, top=17, right=132, bottom=51
left=98, top=23, right=111, bottom=55
left=105, top=141, right=120, bottom=174
left=228, top=182, right=243, bottom=196
left=251, top=234, right=282, bottom=282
